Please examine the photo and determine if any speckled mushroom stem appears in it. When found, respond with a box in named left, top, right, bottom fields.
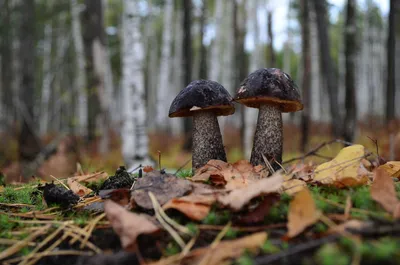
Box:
left=250, top=104, right=283, bottom=170
left=192, top=111, right=227, bottom=170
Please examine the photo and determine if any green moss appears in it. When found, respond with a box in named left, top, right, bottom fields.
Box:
left=164, top=241, right=180, bottom=256
left=235, top=251, right=254, bottom=265
left=315, top=243, right=350, bottom=265
left=185, top=223, right=198, bottom=235
left=261, top=240, right=280, bottom=254
left=224, top=227, right=238, bottom=239
left=202, top=209, right=232, bottom=225
left=176, top=169, right=193, bottom=179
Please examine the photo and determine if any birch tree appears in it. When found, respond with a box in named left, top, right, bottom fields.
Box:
left=208, top=0, right=224, bottom=82
left=121, top=0, right=152, bottom=168
left=70, top=0, right=88, bottom=136
left=156, top=0, right=174, bottom=131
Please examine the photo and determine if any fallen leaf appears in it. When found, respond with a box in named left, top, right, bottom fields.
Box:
left=131, top=171, right=192, bottom=209
left=378, top=161, right=400, bottom=179
left=192, top=160, right=266, bottom=190
left=235, top=194, right=280, bottom=225
left=218, top=172, right=283, bottom=211
left=99, top=188, right=131, bottom=207
left=287, top=188, right=321, bottom=238
left=327, top=220, right=367, bottom=235
left=163, top=194, right=216, bottom=221
left=370, top=167, right=400, bottom=218
left=104, top=200, right=159, bottom=251
left=313, top=145, right=371, bottom=187
left=143, top=166, right=154, bottom=173
left=67, top=178, right=93, bottom=197
left=282, top=179, right=307, bottom=196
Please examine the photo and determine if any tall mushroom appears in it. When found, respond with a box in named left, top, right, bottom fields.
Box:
left=234, top=68, right=303, bottom=170
left=169, top=80, right=235, bottom=170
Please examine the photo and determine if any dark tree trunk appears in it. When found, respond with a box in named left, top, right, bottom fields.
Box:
left=300, top=0, right=311, bottom=152
left=311, top=0, right=342, bottom=137
left=386, top=0, right=397, bottom=123
left=82, top=0, right=105, bottom=146
left=267, top=11, right=275, bottom=66
left=198, top=0, right=207, bottom=79
left=1, top=0, right=13, bottom=128
left=236, top=1, right=248, bottom=153
left=343, top=0, right=357, bottom=142
left=19, top=0, right=41, bottom=177
left=182, top=0, right=193, bottom=151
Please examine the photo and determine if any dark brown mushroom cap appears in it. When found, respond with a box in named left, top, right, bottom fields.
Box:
left=169, top=80, right=235, bottom=118
left=234, top=68, right=303, bottom=112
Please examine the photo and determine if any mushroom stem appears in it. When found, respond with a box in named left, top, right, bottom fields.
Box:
left=192, top=111, right=227, bottom=169
left=250, top=104, right=282, bottom=170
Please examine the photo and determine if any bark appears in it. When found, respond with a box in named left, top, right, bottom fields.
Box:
left=386, top=0, right=397, bottom=123
left=19, top=0, right=41, bottom=177
left=267, top=11, right=275, bottom=66
left=311, top=0, right=341, bottom=137
left=121, top=0, right=152, bottom=167
left=182, top=0, right=193, bottom=151
left=300, top=0, right=311, bottom=152
left=70, top=0, right=88, bottom=136
left=343, top=0, right=357, bottom=142
left=157, top=0, right=174, bottom=131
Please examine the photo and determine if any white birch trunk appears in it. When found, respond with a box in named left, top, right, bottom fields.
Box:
left=122, top=0, right=153, bottom=168
left=156, top=0, right=174, bottom=131
left=208, top=0, right=224, bottom=82
left=171, top=10, right=183, bottom=136
left=39, top=17, right=53, bottom=135
left=244, top=0, right=261, bottom=158
left=70, top=0, right=88, bottom=136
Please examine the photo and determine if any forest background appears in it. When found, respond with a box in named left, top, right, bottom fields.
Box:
left=0, top=0, right=399, bottom=182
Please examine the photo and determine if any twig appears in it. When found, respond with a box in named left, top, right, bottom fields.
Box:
left=253, top=234, right=340, bottom=265
left=198, top=222, right=232, bottom=265
left=174, top=157, right=192, bottom=176
left=262, top=154, right=275, bottom=174
left=49, top=175, right=70, bottom=190
left=3, top=250, right=93, bottom=265
left=283, top=139, right=355, bottom=165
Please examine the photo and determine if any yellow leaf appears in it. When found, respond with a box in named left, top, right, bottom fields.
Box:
left=378, top=161, right=400, bottom=179
left=313, top=145, right=370, bottom=187
left=287, top=188, right=321, bottom=238
left=282, top=179, right=307, bottom=196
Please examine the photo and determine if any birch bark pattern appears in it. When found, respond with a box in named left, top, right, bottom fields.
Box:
left=121, top=0, right=151, bottom=166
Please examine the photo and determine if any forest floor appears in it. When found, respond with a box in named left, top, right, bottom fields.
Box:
left=2, top=124, right=400, bottom=264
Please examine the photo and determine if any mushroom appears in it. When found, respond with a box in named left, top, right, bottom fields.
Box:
left=234, top=68, right=303, bottom=170
left=169, top=80, right=235, bottom=170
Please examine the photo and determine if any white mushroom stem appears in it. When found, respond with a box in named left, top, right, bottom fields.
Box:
left=250, top=104, right=283, bottom=169
left=192, top=111, right=227, bottom=170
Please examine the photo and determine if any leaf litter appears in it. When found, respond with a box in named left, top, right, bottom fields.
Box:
left=3, top=143, right=400, bottom=264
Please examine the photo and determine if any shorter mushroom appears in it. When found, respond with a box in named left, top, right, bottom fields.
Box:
left=169, top=80, right=235, bottom=170
left=234, top=68, right=303, bottom=170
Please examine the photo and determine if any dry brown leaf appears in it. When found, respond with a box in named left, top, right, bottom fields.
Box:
left=67, top=178, right=93, bottom=197
left=282, top=179, right=307, bottom=196
left=218, top=173, right=283, bottom=211
left=312, top=145, right=371, bottom=187
left=326, top=220, right=366, bottom=235
left=104, top=200, right=159, bottom=251
left=131, top=172, right=192, bottom=209
left=378, top=161, right=400, bottom=179
left=192, top=160, right=266, bottom=190
left=371, top=167, right=400, bottom=218
left=235, top=194, right=280, bottom=225
left=287, top=188, right=321, bottom=238
left=163, top=194, right=216, bottom=221
left=143, top=166, right=154, bottom=173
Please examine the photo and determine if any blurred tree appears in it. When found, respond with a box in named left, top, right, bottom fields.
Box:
left=19, top=0, right=41, bottom=177
left=198, top=0, right=207, bottom=79
left=343, top=0, right=357, bottom=142
left=311, top=0, right=342, bottom=137
left=182, top=0, right=193, bottom=151
left=70, top=0, right=88, bottom=136
left=386, top=0, right=398, bottom=123
left=300, top=0, right=311, bottom=152
left=267, top=10, right=275, bottom=66
left=121, top=0, right=152, bottom=168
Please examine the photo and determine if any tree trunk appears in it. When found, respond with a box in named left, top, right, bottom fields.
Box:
left=267, top=10, right=275, bottom=66
left=19, top=0, right=41, bottom=177
left=182, top=0, right=193, bottom=151
left=121, top=0, right=152, bottom=168
left=198, top=0, right=207, bottom=79
left=157, top=0, right=174, bottom=131
left=70, top=0, right=88, bottom=137
left=386, top=0, right=397, bottom=123
left=343, top=0, right=357, bottom=142
left=208, top=0, right=224, bottom=82
left=311, top=0, right=342, bottom=137
left=300, top=0, right=311, bottom=152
